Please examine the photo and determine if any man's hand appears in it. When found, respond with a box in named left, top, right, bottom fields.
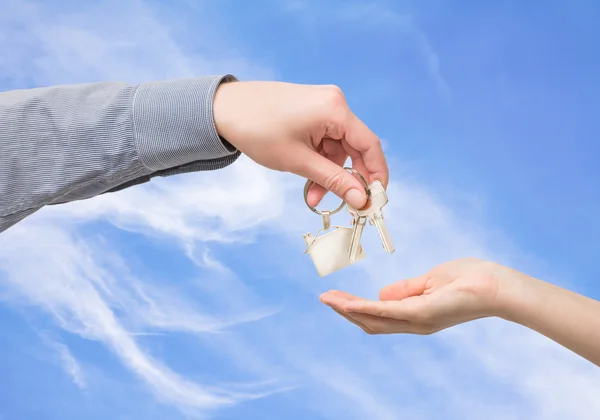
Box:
left=213, top=81, right=388, bottom=209
left=319, top=258, right=506, bottom=335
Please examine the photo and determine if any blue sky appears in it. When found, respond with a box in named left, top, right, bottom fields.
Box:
left=1, top=0, right=600, bottom=419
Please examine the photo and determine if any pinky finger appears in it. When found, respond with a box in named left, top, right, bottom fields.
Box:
left=331, top=308, right=371, bottom=332
left=341, top=312, right=414, bottom=335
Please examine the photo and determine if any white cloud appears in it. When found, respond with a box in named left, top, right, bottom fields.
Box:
left=0, top=222, right=287, bottom=414
left=90, top=155, right=600, bottom=419
left=45, top=338, right=87, bottom=389
left=0, top=0, right=286, bottom=415
left=1, top=1, right=599, bottom=419
left=39, top=157, right=288, bottom=245
left=0, top=0, right=274, bottom=86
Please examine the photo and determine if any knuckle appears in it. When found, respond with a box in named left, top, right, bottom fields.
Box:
left=323, top=86, right=348, bottom=118
left=372, top=135, right=382, bottom=149
left=341, top=303, right=354, bottom=313
left=323, top=84, right=346, bottom=103
left=317, top=85, right=349, bottom=139
left=322, top=170, right=345, bottom=194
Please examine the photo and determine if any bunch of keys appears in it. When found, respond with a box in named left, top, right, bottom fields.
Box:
left=302, top=168, right=395, bottom=277
left=346, top=179, right=395, bottom=262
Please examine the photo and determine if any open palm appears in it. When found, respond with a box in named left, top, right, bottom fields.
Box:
left=320, top=258, right=505, bottom=335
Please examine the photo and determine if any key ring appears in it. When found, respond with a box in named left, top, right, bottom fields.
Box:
left=303, top=167, right=370, bottom=228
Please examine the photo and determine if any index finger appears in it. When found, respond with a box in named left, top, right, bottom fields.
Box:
left=344, top=112, right=389, bottom=188
left=342, top=298, right=419, bottom=321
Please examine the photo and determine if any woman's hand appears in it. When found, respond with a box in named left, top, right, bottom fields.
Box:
left=320, top=258, right=507, bottom=335
left=213, top=81, right=388, bottom=210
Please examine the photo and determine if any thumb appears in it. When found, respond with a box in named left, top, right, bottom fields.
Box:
left=379, top=275, right=429, bottom=301
left=296, top=149, right=369, bottom=209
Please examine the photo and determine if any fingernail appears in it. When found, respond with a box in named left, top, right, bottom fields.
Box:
left=344, top=188, right=366, bottom=208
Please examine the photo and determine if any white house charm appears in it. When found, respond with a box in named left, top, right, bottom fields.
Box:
left=303, top=226, right=366, bottom=277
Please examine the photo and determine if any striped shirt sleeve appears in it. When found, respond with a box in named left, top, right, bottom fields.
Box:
left=0, top=74, right=241, bottom=233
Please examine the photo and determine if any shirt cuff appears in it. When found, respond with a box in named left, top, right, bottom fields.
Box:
left=132, top=75, right=238, bottom=172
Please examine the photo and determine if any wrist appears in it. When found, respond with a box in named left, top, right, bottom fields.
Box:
left=492, top=264, right=539, bottom=323
left=213, top=79, right=244, bottom=151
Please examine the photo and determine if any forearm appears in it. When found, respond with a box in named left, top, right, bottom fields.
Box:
left=497, top=267, right=600, bottom=366
left=0, top=76, right=240, bottom=233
